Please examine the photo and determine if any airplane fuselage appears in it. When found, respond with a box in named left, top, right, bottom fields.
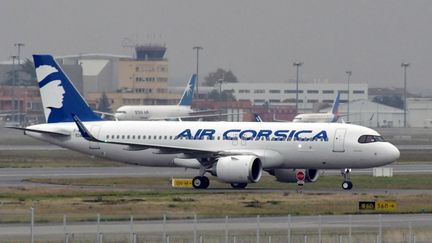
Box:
left=293, top=113, right=338, bottom=123
left=26, top=121, right=399, bottom=170
left=115, top=105, right=193, bottom=120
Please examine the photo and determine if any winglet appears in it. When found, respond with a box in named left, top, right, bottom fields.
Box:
left=253, top=113, right=263, bottom=122
left=72, top=113, right=98, bottom=142
left=178, top=74, right=197, bottom=106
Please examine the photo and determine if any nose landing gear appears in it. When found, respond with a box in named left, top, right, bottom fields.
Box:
left=341, top=168, right=353, bottom=190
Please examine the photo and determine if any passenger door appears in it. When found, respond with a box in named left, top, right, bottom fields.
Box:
left=333, top=128, right=346, bottom=152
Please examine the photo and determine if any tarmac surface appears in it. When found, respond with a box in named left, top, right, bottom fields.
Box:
left=0, top=163, right=431, bottom=195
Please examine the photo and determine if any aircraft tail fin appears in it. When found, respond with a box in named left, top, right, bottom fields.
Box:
left=330, top=92, right=341, bottom=117
left=178, top=74, right=197, bottom=106
left=33, top=55, right=102, bottom=123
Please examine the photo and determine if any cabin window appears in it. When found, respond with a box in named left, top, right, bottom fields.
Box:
left=143, top=135, right=146, bottom=139
left=170, top=136, right=173, bottom=140
left=164, top=136, right=167, bottom=140
left=122, top=135, right=125, bottom=139
left=137, top=135, right=140, bottom=139
left=159, top=136, right=162, bottom=140
left=154, top=136, right=157, bottom=139
left=106, top=135, right=109, bottom=139
left=127, top=135, right=130, bottom=139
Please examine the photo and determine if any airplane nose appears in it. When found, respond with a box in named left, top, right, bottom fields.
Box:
left=385, top=143, right=400, bottom=163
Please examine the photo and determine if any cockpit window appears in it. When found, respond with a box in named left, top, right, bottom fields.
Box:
left=358, top=135, right=385, bottom=144
left=116, top=111, right=127, bottom=114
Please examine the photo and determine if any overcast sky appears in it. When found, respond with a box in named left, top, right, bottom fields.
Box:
left=1, top=0, right=431, bottom=94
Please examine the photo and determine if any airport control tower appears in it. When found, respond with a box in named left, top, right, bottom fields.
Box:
left=135, top=45, right=166, bottom=60
left=113, top=44, right=177, bottom=106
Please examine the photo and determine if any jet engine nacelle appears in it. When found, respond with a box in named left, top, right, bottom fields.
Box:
left=214, top=155, right=262, bottom=183
left=272, top=169, right=320, bottom=183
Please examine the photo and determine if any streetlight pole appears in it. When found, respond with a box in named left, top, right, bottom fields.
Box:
left=401, top=63, right=410, bottom=128
left=193, top=46, right=203, bottom=98
left=10, top=55, right=18, bottom=123
left=346, top=71, right=352, bottom=122
left=14, top=43, right=25, bottom=65
left=293, top=62, right=303, bottom=114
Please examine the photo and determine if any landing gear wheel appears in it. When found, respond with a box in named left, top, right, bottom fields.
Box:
left=192, top=176, right=209, bottom=189
left=341, top=168, right=353, bottom=190
left=342, top=181, right=353, bottom=190
left=230, top=182, right=248, bottom=189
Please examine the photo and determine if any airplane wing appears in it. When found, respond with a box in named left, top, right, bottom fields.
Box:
left=94, top=111, right=117, bottom=121
left=6, top=126, right=71, bottom=136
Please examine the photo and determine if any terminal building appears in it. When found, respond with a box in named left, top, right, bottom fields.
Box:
left=220, top=82, right=368, bottom=113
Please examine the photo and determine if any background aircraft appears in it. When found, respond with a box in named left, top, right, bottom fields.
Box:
left=9, top=55, right=399, bottom=190
left=114, top=74, right=197, bottom=120
left=292, top=92, right=341, bottom=123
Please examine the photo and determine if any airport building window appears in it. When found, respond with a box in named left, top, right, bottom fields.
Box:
left=254, top=89, right=265, bottom=94
left=284, top=90, right=303, bottom=94
left=323, top=90, right=334, bottom=94
left=353, top=90, right=365, bottom=94
left=269, top=90, right=281, bottom=94
left=338, top=90, right=348, bottom=94
left=239, top=89, right=250, bottom=93
left=307, top=90, right=319, bottom=94
left=307, top=99, right=319, bottom=103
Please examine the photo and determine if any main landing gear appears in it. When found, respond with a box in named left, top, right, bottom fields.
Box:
left=341, top=168, right=353, bottom=190
left=192, top=176, right=209, bottom=189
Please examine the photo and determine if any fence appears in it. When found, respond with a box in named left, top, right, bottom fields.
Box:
left=0, top=209, right=431, bottom=243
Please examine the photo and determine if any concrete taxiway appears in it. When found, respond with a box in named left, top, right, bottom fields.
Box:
left=0, top=163, right=431, bottom=191
left=0, top=214, right=430, bottom=237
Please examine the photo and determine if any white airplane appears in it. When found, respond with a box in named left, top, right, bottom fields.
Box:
left=114, top=74, right=196, bottom=121
left=9, top=55, right=400, bottom=190
left=291, top=92, right=341, bottom=123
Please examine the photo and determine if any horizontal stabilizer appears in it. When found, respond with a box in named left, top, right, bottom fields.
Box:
left=6, top=126, right=70, bottom=136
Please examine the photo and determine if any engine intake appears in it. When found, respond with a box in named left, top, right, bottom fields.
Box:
left=214, top=155, right=262, bottom=183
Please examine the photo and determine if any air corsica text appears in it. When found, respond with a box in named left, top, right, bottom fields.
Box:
left=174, top=129, right=328, bottom=141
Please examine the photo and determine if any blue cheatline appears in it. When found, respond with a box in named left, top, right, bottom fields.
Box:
left=33, top=55, right=102, bottom=123
left=178, top=74, right=197, bottom=106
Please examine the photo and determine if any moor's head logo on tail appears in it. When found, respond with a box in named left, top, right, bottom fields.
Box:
left=35, top=65, right=65, bottom=121
left=33, top=55, right=102, bottom=123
